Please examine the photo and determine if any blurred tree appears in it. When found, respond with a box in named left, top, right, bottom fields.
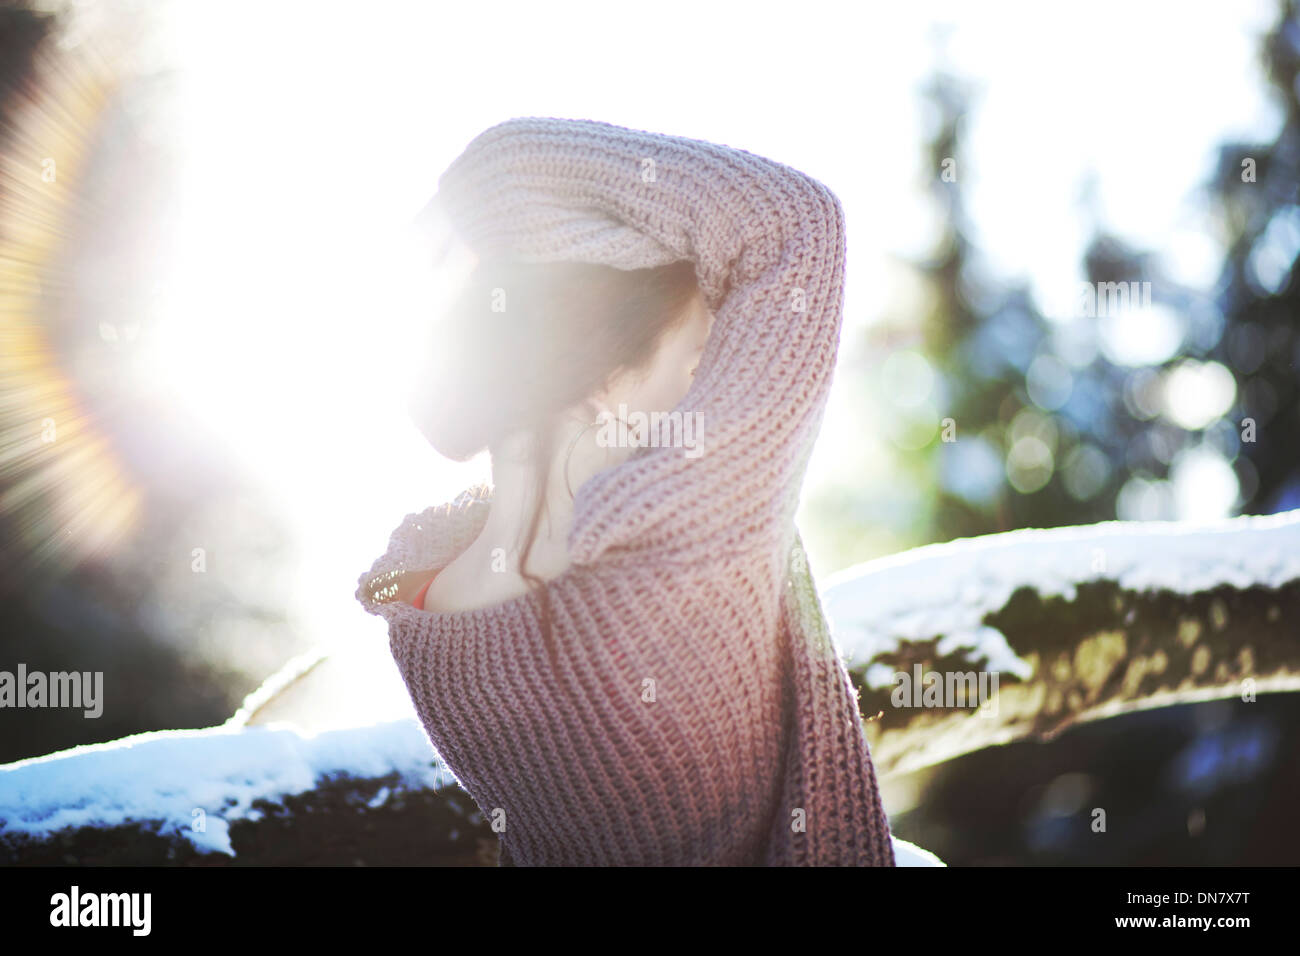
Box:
left=869, top=1, right=1299, bottom=557
left=907, top=70, right=1118, bottom=541
left=1204, top=0, right=1300, bottom=515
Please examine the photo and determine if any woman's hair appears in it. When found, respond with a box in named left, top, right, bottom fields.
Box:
left=417, top=256, right=701, bottom=666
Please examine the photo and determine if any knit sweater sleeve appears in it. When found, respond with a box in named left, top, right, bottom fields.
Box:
left=432, top=117, right=846, bottom=566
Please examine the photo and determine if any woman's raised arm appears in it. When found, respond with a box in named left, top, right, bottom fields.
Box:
left=432, top=116, right=847, bottom=568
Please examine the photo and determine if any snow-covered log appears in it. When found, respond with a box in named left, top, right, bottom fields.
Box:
left=0, top=719, right=494, bottom=865
left=822, top=510, right=1300, bottom=777
left=0, top=717, right=940, bottom=865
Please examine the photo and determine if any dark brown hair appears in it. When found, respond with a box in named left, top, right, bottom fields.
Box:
left=416, top=257, right=701, bottom=668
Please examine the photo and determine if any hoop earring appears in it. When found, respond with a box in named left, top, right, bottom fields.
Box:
left=563, top=412, right=632, bottom=500
left=563, top=418, right=601, bottom=501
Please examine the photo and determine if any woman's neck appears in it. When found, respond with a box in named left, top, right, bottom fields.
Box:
left=423, top=409, right=635, bottom=613
left=472, top=412, right=632, bottom=579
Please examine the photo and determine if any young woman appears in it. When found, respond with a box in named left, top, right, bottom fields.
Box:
left=356, top=116, right=895, bottom=866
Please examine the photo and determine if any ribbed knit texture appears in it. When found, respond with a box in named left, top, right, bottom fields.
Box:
left=356, top=117, right=894, bottom=866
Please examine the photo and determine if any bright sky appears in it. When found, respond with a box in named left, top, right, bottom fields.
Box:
left=126, top=0, right=1282, bottom=648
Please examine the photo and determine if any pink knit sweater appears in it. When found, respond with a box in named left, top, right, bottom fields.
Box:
left=356, top=117, right=895, bottom=866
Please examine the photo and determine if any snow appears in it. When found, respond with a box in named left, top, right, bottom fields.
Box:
left=223, top=647, right=331, bottom=729
left=0, top=718, right=452, bottom=856
left=821, top=509, right=1300, bottom=687
left=892, top=837, right=945, bottom=866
